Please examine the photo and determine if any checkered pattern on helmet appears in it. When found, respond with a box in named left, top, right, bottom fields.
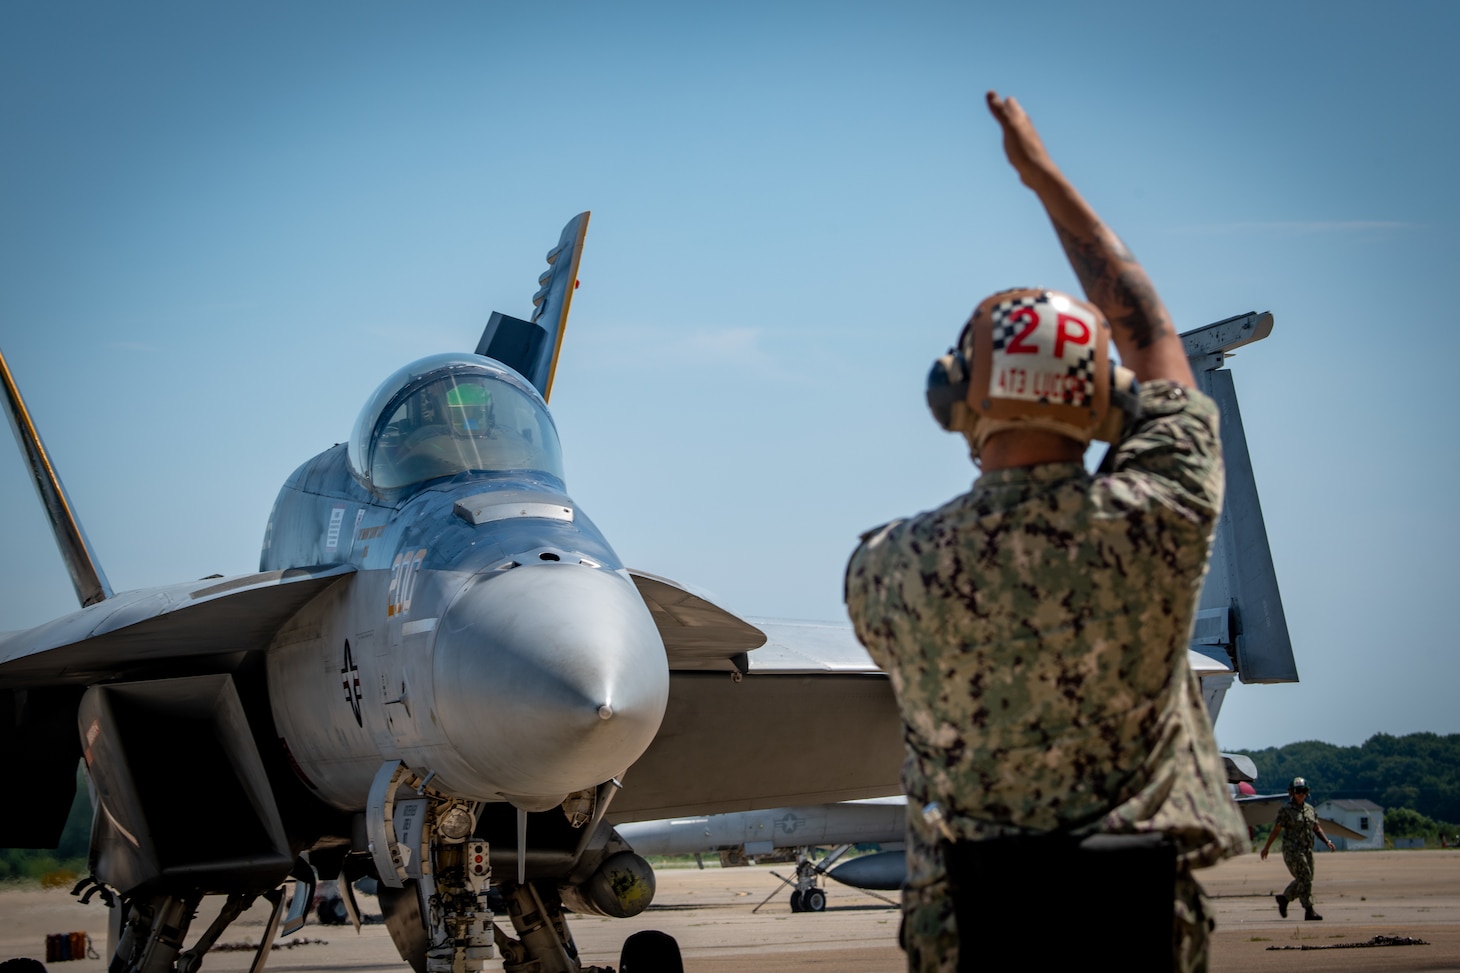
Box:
left=988, top=295, right=1043, bottom=351
left=1062, top=354, right=1095, bottom=405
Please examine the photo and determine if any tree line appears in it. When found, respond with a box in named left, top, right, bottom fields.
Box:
left=1245, top=731, right=1460, bottom=833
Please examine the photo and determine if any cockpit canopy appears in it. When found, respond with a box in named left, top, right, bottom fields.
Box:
left=348, top=354, right=565, bottom=492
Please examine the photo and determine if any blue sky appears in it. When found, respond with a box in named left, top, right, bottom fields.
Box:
left=1, top=1, right=1456, bottom=754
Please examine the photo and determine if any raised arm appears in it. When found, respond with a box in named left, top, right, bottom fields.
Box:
left=985, top=91, right=1194, bottom=388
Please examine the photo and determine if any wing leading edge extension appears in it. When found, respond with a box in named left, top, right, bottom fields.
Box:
left=0, top=566, right=355, bottom=688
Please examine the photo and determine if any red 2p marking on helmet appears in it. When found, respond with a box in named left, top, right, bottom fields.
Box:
left=971, top=288, right=1109, bottom=425
left=927, top=288, right=1136, bottom=455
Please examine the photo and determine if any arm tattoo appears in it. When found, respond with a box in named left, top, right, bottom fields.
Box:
left=1052, top=220, right=1171, bottom=350
left=1053, top=220, right=1110, bottom=294
left=1111, top=268, right=1169, bottom=349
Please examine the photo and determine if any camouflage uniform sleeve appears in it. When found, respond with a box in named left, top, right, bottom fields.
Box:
left=843, top=520, right=905, bottom=673
left=1099, top=379, right=1224, bottom=529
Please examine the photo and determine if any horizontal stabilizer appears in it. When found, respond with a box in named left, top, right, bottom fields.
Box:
left=475, top=212, right=589, bottom=401
left=1180, top=310, right=1275, bottom=360
left=0, top=565, right=354, bottom=688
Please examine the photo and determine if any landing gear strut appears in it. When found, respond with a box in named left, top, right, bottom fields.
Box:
left=367, top=763, right=495, bottom=973
left=102, top=887, right=280, bottom=973
left=788, top=855, right=827, bottom=912
left=785, top=845, right=852, bottom=913
left=369, top=763, right=680, bottom=973
left=495, top=882, right=592, bottom=973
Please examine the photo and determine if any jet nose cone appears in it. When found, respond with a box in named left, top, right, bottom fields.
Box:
left=434, top=564, right=668, bottom=801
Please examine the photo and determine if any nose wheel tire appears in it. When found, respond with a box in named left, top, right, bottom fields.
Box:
left=789, top=890, right=804, bottom=912
left=802, top=888, right=827, bottom=912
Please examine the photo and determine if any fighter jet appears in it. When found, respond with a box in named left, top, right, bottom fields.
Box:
left=0, top=213, right=905, bottom=973
left=616, top=797, right=908, bottom=913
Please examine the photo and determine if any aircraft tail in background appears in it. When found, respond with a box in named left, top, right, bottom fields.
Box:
left=1181, top=312, right=1298, bottom=723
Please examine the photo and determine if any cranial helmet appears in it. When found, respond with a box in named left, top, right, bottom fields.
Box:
left=1290, top=777, right=1308, bottom=792
left=926, top=288, right=1139, bottom=458
left=445, top=382, right=493, bottom=436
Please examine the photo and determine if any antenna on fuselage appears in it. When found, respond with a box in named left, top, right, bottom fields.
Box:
left=0, top=348, right=113, bottom=607
left=517, top=806, right=528, bottom=885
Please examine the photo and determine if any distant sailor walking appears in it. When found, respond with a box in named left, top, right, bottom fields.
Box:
left=1261, top=777, right=1335, bottom=920
left=844, top=92, right=1249, bottom=973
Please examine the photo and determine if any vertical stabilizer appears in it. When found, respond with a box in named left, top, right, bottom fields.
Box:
left=0, top=349, right=113, bottom=607
left=475, top=212, right=590, bottom=402
left=1181, top=313, right=1298, bottom=685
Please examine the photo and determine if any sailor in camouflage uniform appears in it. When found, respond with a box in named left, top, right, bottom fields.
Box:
left=1260, top=777, right=1335, bottom=920
left=844, top=92, right=1249, bottom=972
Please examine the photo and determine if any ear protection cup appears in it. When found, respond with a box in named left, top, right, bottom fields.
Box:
left=926, top=346, right=971, bottom=432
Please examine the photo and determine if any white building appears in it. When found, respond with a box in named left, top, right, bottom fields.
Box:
left=1315, top=798, right=1385, bottom=850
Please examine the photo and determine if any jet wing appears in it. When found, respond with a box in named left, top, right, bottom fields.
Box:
left=1235, top=794, right=1366, bottom=841
left=613, top=611, right=1257, bottom=823
left=612, top=615, right=902, bottom=823
left=1317, top=819, right=1366, bottom=841
left=745, top=618, right=882, bottom=673
left=0, top=565, right=354, bottom=687
left=1236, top=793, right=1292, bottom=827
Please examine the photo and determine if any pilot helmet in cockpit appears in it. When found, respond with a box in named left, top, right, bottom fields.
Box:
left=444, top=382, right=493, bottom=436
